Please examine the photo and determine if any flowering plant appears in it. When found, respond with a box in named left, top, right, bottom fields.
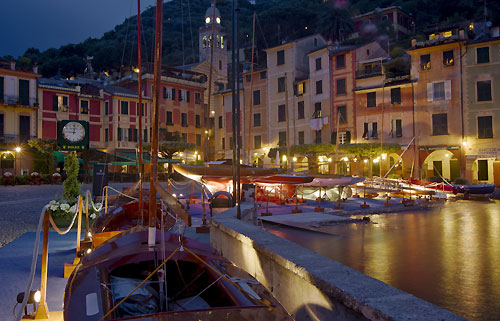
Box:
left=30, top=172, right=40, bottom=177
left=47, top=198, right=102, bottom=219
left=3, top=172, right=13, bottom=178
left=51, top=172, right=62, bottom=183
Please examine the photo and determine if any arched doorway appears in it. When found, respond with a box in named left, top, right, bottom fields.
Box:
left=388, top=153, right=403, bottom=178
left=421, top=150, right=459, bottom=182
left=1, top=152, right=14, bottom=170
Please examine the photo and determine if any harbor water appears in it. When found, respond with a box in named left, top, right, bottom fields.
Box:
left=264, top=200, right=500, bottom=321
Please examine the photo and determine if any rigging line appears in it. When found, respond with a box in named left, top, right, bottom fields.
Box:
left=180, top=0, right=185, bottom=67
left=186, top=0, right=196, bottom=64
left=255, top=13, right=269, bottom=49
left=119, top=0, right=135, bottom=78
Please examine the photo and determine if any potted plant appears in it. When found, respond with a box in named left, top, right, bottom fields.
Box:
left=29, top=172, right=41, bottom=185
left=51, top=172, right=62, bottom=183
left=2, top=172, right=13, bottom=185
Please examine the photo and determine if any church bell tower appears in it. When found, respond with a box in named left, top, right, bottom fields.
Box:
left=199, top=4, right=227, bottom=77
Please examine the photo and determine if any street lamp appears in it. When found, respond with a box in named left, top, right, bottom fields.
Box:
left=15, top=147, right=21, bottom=153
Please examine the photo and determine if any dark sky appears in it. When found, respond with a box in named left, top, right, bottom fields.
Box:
left=1, top=0, right=157, bottom=57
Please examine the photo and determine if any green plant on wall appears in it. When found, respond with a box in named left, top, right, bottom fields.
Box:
left=28, top=138, right=58, bottom=174
left=63, top=151, right=81, bottom=200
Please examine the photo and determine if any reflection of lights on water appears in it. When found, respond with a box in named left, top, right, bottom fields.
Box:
left=179, top=193, right=183, bottom=197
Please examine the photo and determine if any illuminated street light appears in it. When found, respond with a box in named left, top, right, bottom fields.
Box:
left=343, top=157, right=348, bottom=162
left=328, top=158, right=332, bottom=162
left=292, top=157, right=297, bottom=162
left=373, top=158, right=380, bottom=163
left=363, top=159, right=368, bottom=164
left=133, top=68, right=140, bottom=73
left=15, top=147, right=21, bottom=153
left=353, top=158, right=358, bottom=162
left=282, top=155, right=287, bottom=162
left=381, top=153, right=387, bottom=160
left=462, top=141, right=467, bottom=147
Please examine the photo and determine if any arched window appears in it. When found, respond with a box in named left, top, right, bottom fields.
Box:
left=202, top=36, right=207, bottom=49
left=1, top=152, right=14, bottom=169
left=216, top=35, right=220, bottom=48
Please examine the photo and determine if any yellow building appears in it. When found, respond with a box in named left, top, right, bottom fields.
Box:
left=0, top=60, right=40, bottom=175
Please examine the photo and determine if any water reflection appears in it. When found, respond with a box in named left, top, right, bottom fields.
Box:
left=264, top=200, right=500, bottom=321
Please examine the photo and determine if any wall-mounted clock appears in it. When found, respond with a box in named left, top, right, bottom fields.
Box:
left=57, top=120, right=89, bottom=151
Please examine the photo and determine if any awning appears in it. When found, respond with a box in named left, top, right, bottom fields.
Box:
left=52, top=151, right=83, bottom=164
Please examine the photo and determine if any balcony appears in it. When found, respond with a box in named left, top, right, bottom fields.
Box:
left=0, top=95, right=38, bottom=107
left=0, top=134, right=37, bottom=145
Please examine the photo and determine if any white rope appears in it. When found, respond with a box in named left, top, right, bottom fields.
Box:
left=105, top=186, right=139, bottom=201
left=49, top=205, right=80, bottom=235
left=14, top=206, right=48, bottom=321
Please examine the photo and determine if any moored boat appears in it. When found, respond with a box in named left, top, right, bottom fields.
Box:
left=64, top=228, right=290, bottom=320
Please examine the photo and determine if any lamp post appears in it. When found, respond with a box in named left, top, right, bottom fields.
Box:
left=14, top=147, right=21, bottom=175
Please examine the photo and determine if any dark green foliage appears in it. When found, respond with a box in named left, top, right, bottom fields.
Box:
left=28, top=138, right=57, bottom=174
left=62, top=152, right=81, bottom=200
left=5, top=0, right=499, bottom=78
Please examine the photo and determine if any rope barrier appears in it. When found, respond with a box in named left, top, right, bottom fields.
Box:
left=48, top=207, right=80, bottom=235
left=105, top=185, right=139, bottom=201
left=14, top=206, right=48, bottom=321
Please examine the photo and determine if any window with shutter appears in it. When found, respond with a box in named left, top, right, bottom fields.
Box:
left=277, top=50, right=285, bottom=65
left=0, top=77, right=3, bottom=100
left=121, top=101, right=129, bottom=114
left=297, top=101, right=304, bottom=119
left=477, top=80, right=492, bottom=102
left=433, top=82, right=445, bottom=101
left=253, top=90, right=260, bottom=105
left=477, top=47, right=490, bottom=64
left=371, top=122, right=378, bottom=138
left=134, top=129, right=138, bottom=142
left=316, top=80, right=323, bottom=95
left=254, top=135, right=261, bottom=149
left=390, top=88, right=401, bottom=105
left=253, top=113, right=261, bottom=127
left=432, top=113, right=448, bottom=135
left=166, top=111, right=173, bottom=125
left=367, top=92, right=376, bottom=107
left=53, top=95, right=58, bottom=111
left=196, top=114, right=201, bottom=128
left=336, top=54, right=345, bottom=68
left=278, top=131, right=286, bottom=146
left=478, top=116, right=493, bottom=138
left=181, top=113, right=188, bottom=126
left=314, top=130, right=322, bottom=144
left=187, top=91, right=190, bottom=102
left=278, top=105, right=286, bottom=122
left=336, top=78, right=346, bottom=95
left=218, top=116, right=223, bottom=128
left=315, top=57, right=322, bottom=71
left=196, top=134, right=201, bottom=146
left=117, top=127, right=122, bottom=141
left=222, top=137, right=225, bottom=149
left=298, top=131, right=304, bottom=145
left=278, top=77, right=285, bottom=93
left=391, top=119, right=402, bottom=137
left=260, top=71, right=266, bottom=79
left=362, top=123, right=369, bottom=139
left=171, top=88, right=176, bottom=100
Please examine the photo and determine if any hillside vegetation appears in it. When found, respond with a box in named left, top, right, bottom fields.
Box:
left=6, top=0, right=499, bottom=78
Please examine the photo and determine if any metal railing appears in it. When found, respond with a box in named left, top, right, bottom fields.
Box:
left=0, top=134, right=37, bottom=144
left=0, top=95, right=38, bottom=107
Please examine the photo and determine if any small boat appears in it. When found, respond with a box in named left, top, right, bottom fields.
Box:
left=457, top=184, right=495, bottom=195
left=64, top=228, right=290, bottom=320
left=406, top=178, right=457, bottom=193
left=173, top=160, right=278, bottom=179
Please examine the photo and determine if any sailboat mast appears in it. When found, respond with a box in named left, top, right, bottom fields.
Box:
left=206, top=0, right=216, bottom=161
left=150, top=0, right=163, bottom=228
left=246, top=12, right=256, bottom=165
left=137, top=0, right=144, bottom=224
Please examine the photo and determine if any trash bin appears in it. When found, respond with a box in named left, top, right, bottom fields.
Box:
left=92, top=164, right=108, bottom=198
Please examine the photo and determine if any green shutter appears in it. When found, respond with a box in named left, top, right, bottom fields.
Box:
left=118, top=127, right=122, bottom=141
left=331, top=132, right=337, bottom=145
left=53, top=95, right=58, bottom=111
left=346, top=131, right=351, bottom=143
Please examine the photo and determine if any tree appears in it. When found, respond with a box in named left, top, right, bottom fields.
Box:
left=28, top=138, right=57, bottom=174
left=143, top=131, right=195, bottom=173
left=317, top=0, right=353, bottom=42
left=63, top=152, right=81, bottom=200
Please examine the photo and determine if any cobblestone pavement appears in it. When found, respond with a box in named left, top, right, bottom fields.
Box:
left=0, top=183, right=144, bottom=247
